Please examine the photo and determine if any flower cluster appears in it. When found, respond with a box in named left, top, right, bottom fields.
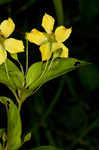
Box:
left=0, top=13, right=72, bottom=65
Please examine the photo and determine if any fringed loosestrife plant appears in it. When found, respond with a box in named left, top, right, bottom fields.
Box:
left=0, top=13, right=88, bottom=150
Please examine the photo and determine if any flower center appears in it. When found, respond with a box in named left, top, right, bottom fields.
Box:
left=45, top=33, right=56, bottom=43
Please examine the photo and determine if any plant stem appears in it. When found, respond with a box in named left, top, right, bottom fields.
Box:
left=18, top=100, right=22, bottom=112
left=9, top=88, right=19, bottom=103
left=45, top=129, right=55, bottom=145
left=9, top=88, right=23, bottom=112
left=18, top=60, right=24, bottom=75
left=26, top=39, right=28, bottom=74
left=52, top=0, right=64, bottom=25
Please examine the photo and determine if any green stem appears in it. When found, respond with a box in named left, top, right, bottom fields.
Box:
left=47, top=56, right=55, bottom=72
left=26, top=39, right=28, bottom=74
left=68, top=118, right=99, bottom=150
left=18, top=101, right=22, bottom=112
left=9, top=88, right=23, bottom=112
left=38, top=60, right=49, bottom=81
left=52, top=0, right=64, bottom=25
left=45, top=129, right=55, bottom=145
left=18, top=60, right=24, bottom=75
left=9, top=88, right=19, bottom=103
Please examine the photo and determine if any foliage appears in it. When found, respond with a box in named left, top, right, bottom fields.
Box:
left=0, top=0, right=99, bottom=150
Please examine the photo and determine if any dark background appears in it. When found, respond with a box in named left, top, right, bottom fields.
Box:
left=0, top=0, right=99, bottom=149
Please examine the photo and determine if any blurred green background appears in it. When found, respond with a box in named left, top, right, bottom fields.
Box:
left=0, top=0, right=99, bottom=149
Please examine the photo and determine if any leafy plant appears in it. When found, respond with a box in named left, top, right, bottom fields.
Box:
left=0, top=13, right=89, bottom=150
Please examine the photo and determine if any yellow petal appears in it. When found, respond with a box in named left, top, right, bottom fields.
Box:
left=26, top=29, right=47, bottom=45
left=4, top=38, right=24, bottom=54
left=55, top=26, right=72, bottom=42
left=0, top=44, right=7, bottom=65
left=42, top=13, right=55, bottom=34
left=60, top=43, right=69, bottom=58
left=39, top=43, right=52, bottom=61
left=52, top=42, right=62, bottom=52
left=0, top=18, right=15, bottom=38
left=52, top=42, right=68, bottom=58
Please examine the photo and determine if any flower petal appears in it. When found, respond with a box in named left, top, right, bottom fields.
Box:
left=26, top=29, right=47, bottom=45
left=0, top=44, right=7, bottom=65
left=39, top=43, right=52, bottom=61
left=4, top=38, right=24, bottom=54
left=52, top=42, right=62, bottom=52
left=42, top=13, right=55, bottom=34
left=52, top=42, right=68, bottom=58
left=60, top=43, right=69, bottom=58
left=55, top=26, right=72, bottom=42
left=0, top=18, right=15, bottom=38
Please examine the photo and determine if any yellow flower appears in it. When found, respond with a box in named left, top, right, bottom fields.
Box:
left=26, top=13, right=72, bottom=61
left=0, top=18, right=24, bottom=65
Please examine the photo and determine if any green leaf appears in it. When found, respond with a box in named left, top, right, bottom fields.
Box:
left=0, top=59, right=24, bottom=90
left=23, top=132, right=31, bottom=143
left=30, top=145, right=61, bottom=150
left=0, top=97, right=22, bottom=150
left=10, top=54, right=19, bottom=62
left=26, top=62, right=42, bottom=87
left=27, top=58, right=89, bottom=90
left=21, top=58, right=89, bottom=100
